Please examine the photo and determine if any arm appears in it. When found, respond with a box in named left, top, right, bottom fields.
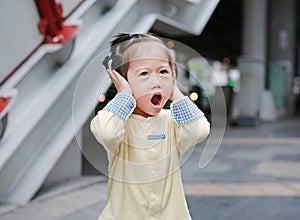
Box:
left=90, top=69, right=135, bottom=153
left=170, top=83, right=210, bottom=156
left=90, top=93, right=136, bottom=153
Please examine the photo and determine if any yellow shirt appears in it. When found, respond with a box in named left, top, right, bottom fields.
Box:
left=91, top=94, right=210, bottom=220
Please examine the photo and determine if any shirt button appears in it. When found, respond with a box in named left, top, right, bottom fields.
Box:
left=150, top=194, right=156, bottom=200
left=149, top=147, right=155, bottom=152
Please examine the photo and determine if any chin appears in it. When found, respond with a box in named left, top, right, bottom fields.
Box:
left=150, top=105, right=165, bottom=115
left=149, top=110, right=161, bottom=116
left=142, top=108, right=162, bottom=117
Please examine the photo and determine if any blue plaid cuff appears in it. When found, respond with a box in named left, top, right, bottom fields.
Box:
left=171, top=97, right=204, bottom=126
left=104, top=93, right=136, bottom=120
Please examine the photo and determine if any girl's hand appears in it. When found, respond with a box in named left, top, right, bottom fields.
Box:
left=107, top=69, right=132, bottom=95
left=171, top=80, right=184, bottom=101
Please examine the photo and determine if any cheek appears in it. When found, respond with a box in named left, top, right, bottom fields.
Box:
left=162, top=79, right=174, bottom=94
left=129, top=83, right=147, bottom=100
left=135, top=95, right=152, bottom=111
left=128, top=78, right=152, bottom=98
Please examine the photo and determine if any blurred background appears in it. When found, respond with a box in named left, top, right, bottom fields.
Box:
left=0, top=0, right=299, bottom=219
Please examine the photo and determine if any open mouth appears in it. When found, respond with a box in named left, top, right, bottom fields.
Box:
left=151, top=93, right=162, bottom=107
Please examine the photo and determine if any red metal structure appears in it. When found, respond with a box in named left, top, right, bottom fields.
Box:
left=0, top=0, right=79, bottom=141
left=34, top=0, right=78, bottom=44
left=0, top=95, right=13, bottom=139
left=0, top=97, right=11, bottom=113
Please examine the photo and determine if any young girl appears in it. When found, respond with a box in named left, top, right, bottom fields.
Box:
left=91, top=33, right=210, bottom=220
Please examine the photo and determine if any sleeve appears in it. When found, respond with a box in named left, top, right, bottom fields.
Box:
left=170, top=96, right=210, bottom=157
left=90, top=93, right=136, bottom=153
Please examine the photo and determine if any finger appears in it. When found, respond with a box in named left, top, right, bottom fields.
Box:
left=109, top=70, right=127, bottom=92
left=111, top=71, right=123, bottom=88
left=111, top=70, right=132, bottom=94
left=111, top=70, right=124, bottom=82
left=107, top=69, right=116, bottom=79
left=106, top=68, right=113, bottom=79
left=112, top=70, right=128, bottom=87
left=107, top=69, right=118, bottom=84
left=106, top=68, right=113, bottom=76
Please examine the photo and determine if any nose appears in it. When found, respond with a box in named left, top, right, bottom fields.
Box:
left=151, top=74, right=161, bottom=89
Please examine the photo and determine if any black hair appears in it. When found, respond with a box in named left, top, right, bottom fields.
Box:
left=102, top=33, right=176, bottom=79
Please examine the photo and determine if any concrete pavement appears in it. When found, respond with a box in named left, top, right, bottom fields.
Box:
left=1, top=118, right=300, bottom=220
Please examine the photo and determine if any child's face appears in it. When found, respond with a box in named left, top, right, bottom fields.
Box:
left=126, top=42, right=175, bottom=117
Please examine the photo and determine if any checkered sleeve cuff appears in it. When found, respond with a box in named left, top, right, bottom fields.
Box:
left=171, top=97, right=204, bottom=126
left=104, top=93, right=136, bottom=120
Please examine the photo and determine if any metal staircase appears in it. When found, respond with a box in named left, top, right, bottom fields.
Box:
left=0, top=0, right=219, bottom=204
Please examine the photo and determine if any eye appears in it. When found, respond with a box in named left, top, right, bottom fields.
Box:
left=140, top=71, right=149, bottom=76
left=159, top=69, right=169, bottom=75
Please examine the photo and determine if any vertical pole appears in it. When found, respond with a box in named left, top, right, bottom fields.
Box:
left=236, top=0, right=268, bottom=126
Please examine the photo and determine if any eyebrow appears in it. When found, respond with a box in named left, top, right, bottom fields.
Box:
left=135, top=66, right=150, bottom=72
left=135, top=65, right=171, bottom=72
left=158, top=65, right=171, bottom=69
